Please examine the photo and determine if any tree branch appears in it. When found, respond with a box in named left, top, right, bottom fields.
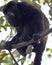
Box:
left=0, top=28, right=52, bottom=50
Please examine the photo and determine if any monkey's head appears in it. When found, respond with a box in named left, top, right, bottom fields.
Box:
left=3, top=1, right=22, bottom=27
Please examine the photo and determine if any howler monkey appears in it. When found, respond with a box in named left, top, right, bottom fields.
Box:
left=3, top=1, right=49, bottom=65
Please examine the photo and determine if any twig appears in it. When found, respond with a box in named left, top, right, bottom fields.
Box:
left=9, top=50, right=18, bottom=65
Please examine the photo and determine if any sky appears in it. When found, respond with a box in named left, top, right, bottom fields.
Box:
left=0, top=0, right=52, bottom=65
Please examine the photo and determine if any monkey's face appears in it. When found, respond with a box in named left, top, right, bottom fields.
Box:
left=3, top=1, right=22, bottom=27
left=4, top=8, right=21, bottom=27
left=5, top=11, right=18, bottom=26
left=6, top=11, right=15, bottom=24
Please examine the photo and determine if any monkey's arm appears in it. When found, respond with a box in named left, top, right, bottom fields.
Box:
left=5, top=32, right=21, bottom=50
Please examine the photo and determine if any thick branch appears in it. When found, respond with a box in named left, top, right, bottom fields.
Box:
left=0, top=28, right=52, bottom=50
left=12, top=28, right=52, bottom=49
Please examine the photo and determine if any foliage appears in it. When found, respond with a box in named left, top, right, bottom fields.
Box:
left=0, top=0, right=52, bottom=65
left=0, top=16, right=10, bottom=32
left=0, top=50, right=34, bottom=65
left=46, top=48, right=52, bottom=58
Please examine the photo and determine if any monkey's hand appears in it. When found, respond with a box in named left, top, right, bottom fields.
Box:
left=33, top=34, right=41, bottom=41
left=4, top=41, right=13, bottom=50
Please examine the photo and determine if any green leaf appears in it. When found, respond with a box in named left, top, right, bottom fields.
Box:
left=50, top=0, right=52, bottom=3
left=50, top=17, right=52, bottom=20
left=0, top=25, right=7, bottom=31
left=0, top=17, right=4, bottom=24
left=20, top=58, right=25, bottom=65
left=46, top=48, right=50, bottom=51
left=0, top=53, right=8, bottom=62
left=0, top=59, right=7, bottom=63
left=47, top=54, right=51, bottom=58
left=2, top=55, right=13, bottom=65
left=39, top=0, right=45, bottom=4
left=5, top=23, right=11, bottom=27
left=50, top=49, right=52, bottom=52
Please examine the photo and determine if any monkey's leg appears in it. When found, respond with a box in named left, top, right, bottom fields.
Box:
left=34, top=52, right=42, bottom=65
left=33, top=41, right=46, bottom=65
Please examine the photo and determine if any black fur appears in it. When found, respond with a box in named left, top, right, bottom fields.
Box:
left=3, top=1, right=49, bottom=65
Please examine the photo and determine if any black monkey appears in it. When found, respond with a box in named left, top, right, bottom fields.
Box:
left=3, top=1, right=49, bottom=65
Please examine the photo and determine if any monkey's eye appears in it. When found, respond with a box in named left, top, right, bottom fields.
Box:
left=6, top=12, right=15, bottom=25
left=6, top=12, right=15, bottom=20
